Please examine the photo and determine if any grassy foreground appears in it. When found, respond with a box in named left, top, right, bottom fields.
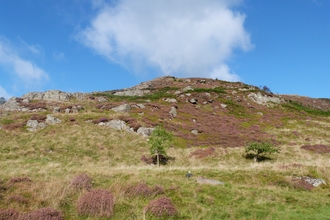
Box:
left=1, top=112, right=330, bottom=219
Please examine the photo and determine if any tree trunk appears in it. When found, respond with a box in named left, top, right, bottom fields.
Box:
left=157, top=153, right=160, bottom=167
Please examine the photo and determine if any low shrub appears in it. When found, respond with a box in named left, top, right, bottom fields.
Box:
left=2, top=123, right=25, bottom=131
left=0, top=208, right=19, bottom=220
left=92, top=117, right=109, bottom=124
left=126, top=182, right=152, bottom=197
left=70, top=173, right=93, bottom=191
left=190, top=147, right=215, bottom=159
left=301, top=144, right=330, bottom=153
left=19, top=207, right=64, bottom=220
left=7, top=195, right=29, bottom=205
left=151, top=185, right=165, bottom=196
left=9, top=177, right=32, bottom=184
left=77, top=189, right=114, bottom=218
left=145, top=196, right=177, bottom=217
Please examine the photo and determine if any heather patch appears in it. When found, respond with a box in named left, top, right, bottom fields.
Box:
left=0, top=208, right=19, bottom=220
left=301, top=144, right=330, bottom=153
left=19, top=207, right=64, bottom=220
left=77, top=189, right=114, bottom=218
left=70, top=173, right=93, bottom=191
left=145, top=196, right=177, bottom=218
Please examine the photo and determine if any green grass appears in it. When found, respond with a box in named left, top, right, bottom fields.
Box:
left=1, top=100, right=330, bottom=219
left=282, top=100, right=330, bottom=116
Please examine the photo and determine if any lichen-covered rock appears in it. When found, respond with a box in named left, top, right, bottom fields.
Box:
left=46, top=90, right=70, bottom=101
left=104, top=120, right=132, bottom=132
left=46, top=115, right=62, bottom=125
left=26, top=120, right=47, bottom=131
left=137, top=127, right=155, bottom=136
left=164, top=98, right=177, bottom=103
left=0, top=97, right=20, bottom=111
left=182, top=86, right=194, bottom=92
left=113, top=89, right=150, bottom=96
left=248, top=92, right=283, bottom=106
left=111, top=104, right=131, bottom=113
left=169, top=106, right=177, bottom=118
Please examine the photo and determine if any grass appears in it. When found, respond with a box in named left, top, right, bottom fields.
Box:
left=282, top=100, right=330, bottom=116
left=1, top=101, right=330, bottom=219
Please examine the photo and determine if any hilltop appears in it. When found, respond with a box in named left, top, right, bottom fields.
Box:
left=0, top=76, right=330, bottom=219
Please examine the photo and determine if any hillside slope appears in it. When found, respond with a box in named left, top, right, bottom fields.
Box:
left=1, top=76, right=330, bottom=219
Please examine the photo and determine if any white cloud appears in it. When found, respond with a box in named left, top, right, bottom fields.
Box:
left=53, top=51, right=67, bottom=61
left=210, top=64, right=240, bottom=82
left=0, top=37, right=49, bottom=84
left=77, top=0, right=252, bottom=81
left=0, top=85, right=11, bottom=99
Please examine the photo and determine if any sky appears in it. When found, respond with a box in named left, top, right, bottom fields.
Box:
left=0, top=0, right=329, bottom=99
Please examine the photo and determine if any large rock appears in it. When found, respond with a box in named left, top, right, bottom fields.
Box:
left=182, top=86, right=194, bottom=92
left=169, top=106, right=177, bottom=118
left=43, top=90, right=71, bottom=101
left=26, top=120, right=47, bottom=131
left=0, top=97, right=20, bottom=111
left=137, top=127, right=155, bottom=137
left=46, top=115, right=62, bottom=125
left=248, top=92, right=283, bottom=106
left=164, top=98, right=177, bottom=103
left=111, top=104, right=131, bottom=113
left=104, top=120, right=132, bottom=132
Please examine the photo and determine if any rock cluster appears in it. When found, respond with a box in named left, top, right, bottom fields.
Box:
left=26, top=115, right=62, bottom=131
left=248, top=92, right=284, bottom=106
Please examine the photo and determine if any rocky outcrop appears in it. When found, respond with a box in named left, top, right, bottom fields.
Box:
left=26, top=115, right=61, bottom=131
left=248, top=92, right=283, bottom=106
left=26, top=120, right=47, bottom=131
left=22, top=90, right=87, bottom=101
left=0, top=97, right=21, bottom=111
left=113, top=89, right=151, bottom=97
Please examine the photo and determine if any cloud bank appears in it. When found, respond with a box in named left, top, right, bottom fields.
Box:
left=77, top=0, right=252, bottom=81
left=0, top=37, right=49, bottom=85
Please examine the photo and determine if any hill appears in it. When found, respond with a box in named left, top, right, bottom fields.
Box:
left=0, top=76, right=330, bottom=219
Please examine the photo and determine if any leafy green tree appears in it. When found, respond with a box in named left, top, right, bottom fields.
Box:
left=148, top=125, right=173, bottom=166
left=245, top=142, right=279, bottom=162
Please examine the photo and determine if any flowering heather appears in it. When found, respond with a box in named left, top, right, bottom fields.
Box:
left=145, top=196, right=177, bottom=217
left=19, top=208, right=64, bottom=220
left=77, top=189, right=114, bottom=218
left=0, top=209, right=19, bottom=220
left=70, top=173, right=93, bottom=191
left=126, top=182, right=152, bottom=197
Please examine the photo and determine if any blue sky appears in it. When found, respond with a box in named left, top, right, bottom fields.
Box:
left=0, top=0, right=329, bottom=99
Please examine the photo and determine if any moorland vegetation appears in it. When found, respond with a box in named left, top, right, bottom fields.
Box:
left=1, top=76, right=330, bottom=219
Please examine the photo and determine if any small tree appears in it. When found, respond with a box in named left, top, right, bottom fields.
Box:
left=148, top=125, right=173, bottom=166
left=245, top=142, right=279, bottom=162
left=0, top=97, right=5, bottom=105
